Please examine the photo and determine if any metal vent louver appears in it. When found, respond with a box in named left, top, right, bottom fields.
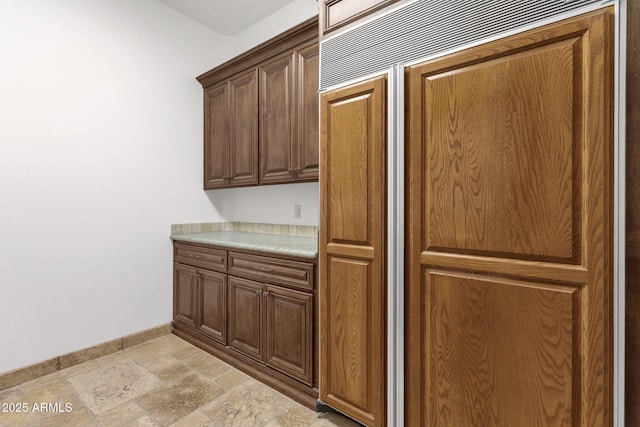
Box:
left=320, top=0, right=603, bottom=89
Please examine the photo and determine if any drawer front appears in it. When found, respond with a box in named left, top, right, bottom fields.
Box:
left=228, top=252, right=314, bottom=291
left=322, top=0, right=402, bottom=35
left=174, top=243, right=227, bottom=272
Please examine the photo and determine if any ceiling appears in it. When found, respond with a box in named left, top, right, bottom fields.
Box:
left=157, top=0, right=298, bottom=35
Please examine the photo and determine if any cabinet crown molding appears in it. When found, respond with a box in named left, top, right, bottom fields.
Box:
left=197, top=16, right=319, bottom=88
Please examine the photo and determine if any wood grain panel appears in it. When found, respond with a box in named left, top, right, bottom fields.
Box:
left=173, top=263, right=198, bottom=329
left=228, top=251, right=313, bottom=291
left=426, top=270, right=577, bottom=427
left=204, top=82, right=228, bottom=189
left=626, top=0, right=640, bottom=423
left=320, top=75, right=386, bottom=426
left=325, top=92, right=371, bottom=244
left=296, top=42, right=320, bottom=181
left=406, top=9, right=614, bottom=427
left=198, top=270, right=227, bottom=345
left=229, top=70, right=258, bottom=186
left=421, top=251, right=587, bottom=284
left=325, top=257, right=371, bottom=411
left=259, top=53, right=294, bottom=183
left=228, top=276, right=264, bottom=362
left=174, top=242, right=227, bottom=272
left=320, top=0, right=404, bottom=36
left=266, top=285, right=313, bottom=385
left=424, top=38, right=579, bottom=262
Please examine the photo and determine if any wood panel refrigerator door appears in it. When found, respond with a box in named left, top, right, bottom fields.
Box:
left=406, top=9, right=614, bottom=427
left=320, top=75, right=387, bottom=427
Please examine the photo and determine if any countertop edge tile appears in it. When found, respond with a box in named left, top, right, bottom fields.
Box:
left=170, top=231, right=318, bottom=259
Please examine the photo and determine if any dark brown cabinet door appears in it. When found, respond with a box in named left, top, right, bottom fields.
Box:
left=173, top=263, right=198, bottom=329
left=260, top=53, right=295, bottom=184
left=203, top=82, right=228, bottom=189
left=320, top=75, right=387, bottom=427
left=295, top=43, right=320, bottom=182
left=265, top=285, right=313, bottom=385
left=228, top=276, right=264, bottom=362
left=405, top=9, right=613, bottom=426
left=228, top=69, right=259, bottom=187
left=198, top=269, right=228, bottom=345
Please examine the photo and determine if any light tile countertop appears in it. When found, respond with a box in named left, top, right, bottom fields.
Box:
left=170, top=230, right=318, bottom=259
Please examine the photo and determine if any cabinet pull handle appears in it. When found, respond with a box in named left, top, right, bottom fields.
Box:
left=288, top=168, right=294, bottom=175
left=263, top=290, right=270, bottom=296
left=254, top=266, right=273, bottom=272
left=255, top=290, right=262, bottom=295
left=192, top=254, right=205, bottom=259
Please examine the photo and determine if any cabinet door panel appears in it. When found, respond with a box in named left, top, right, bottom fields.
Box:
left=266, top=285, right=313, bottom=385
left=295, top=43, right=320, bottom=181
left=260, top=53, right=295, bottom=184
left=406, top=9, right=613, bottom=426
left=320, top=75, right=387, bottom=426
left=174, top=263, right=198, bottom=329
left=204, top=82, right=228, bottom=189
left=198, top=270, right=227, bottom=345
left=229, top=70, right=259, bottom=186
left=228, top=276, right=264, bottom=361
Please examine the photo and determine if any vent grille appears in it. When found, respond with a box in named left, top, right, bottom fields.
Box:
left=320, top=0, right=602, bottom=89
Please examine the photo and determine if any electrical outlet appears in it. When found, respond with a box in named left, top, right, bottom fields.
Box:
left=294, top=204, right=301, bottom=219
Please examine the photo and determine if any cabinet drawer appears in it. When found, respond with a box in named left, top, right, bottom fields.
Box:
left=321, top=0, right=403, bottom=35
left=228, top=252, right=314, bottom=291
left=174, top=243, right=227, bottom=272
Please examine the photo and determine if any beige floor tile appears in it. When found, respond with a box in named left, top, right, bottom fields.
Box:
left=121, top=415, right=159, bottom=427
left=68, top=358, right=161, bottom=415
left=200, top=380, right=296, bottom=427
left=169, top=410, right=214, bottom=427
left=170, top=345, right=207, bottom=361
left=135, top=354, right=192, bottom=382
left=19, top=360, right=99, bottom=394
left=2, top=335, right=361, bottom=427
left=136, top=373, right=224, bottom=426
left=181, top=352, right=231, bottom=379
left=125, top=336, right=192, bottom=365
left=213, top=369, right=251, bottom=391
left=95, top=401, right=146, bottom=426
left=95, top=351, right=134, bottom=367
left=271, top=406, right=317, bottom=426
left=0, top=380, right=93, bottom=427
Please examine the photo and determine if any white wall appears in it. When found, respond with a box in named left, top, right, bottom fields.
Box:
left=205, top=0, right=320, bottom=226
left=0, top=0, right=233, bottom=373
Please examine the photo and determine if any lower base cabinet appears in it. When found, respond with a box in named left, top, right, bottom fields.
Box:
left=172, top=241, right=318, bottom=408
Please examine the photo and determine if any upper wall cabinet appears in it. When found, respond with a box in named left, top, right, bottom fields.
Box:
left=197, top=17, right=319, bottom=190
left=319, top=0, right=406, bottom=37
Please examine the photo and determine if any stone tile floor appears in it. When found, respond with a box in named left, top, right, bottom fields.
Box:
left=0, top=334, right=360, bottom=427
